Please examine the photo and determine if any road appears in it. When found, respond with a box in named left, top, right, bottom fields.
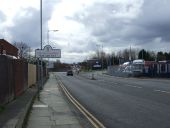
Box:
left=56, top=72, right=170, bottom=128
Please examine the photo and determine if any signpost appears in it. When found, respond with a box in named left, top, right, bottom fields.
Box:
left=35, top=45, right=61, bottom=99
left=35, top=45, right=61, bottom=58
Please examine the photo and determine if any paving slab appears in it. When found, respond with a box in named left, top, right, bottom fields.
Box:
left=25, top=73, right=83, bottom=128
left=0, top=87, right=37, bottom=128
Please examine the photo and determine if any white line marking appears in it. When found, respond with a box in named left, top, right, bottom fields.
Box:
left=154, top=90, right=170, bottom=94
left=125, top=84, right=142, bottom=89
left=33, top=105, right=48, bottom=108
left=59, top=80, right=106, bottom=128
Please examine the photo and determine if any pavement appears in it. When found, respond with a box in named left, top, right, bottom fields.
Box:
left=0, top=73, right=83, bottom=128
left=0, top=86, right=37, bottom=128
left=25, top=73, right=83, bottom=128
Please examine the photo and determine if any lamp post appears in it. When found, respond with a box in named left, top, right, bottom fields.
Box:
left=40, top=0, right=42, bottom=50
left=129, top=45, right=132, bottom=62
left=47, top=30, right=59, bottom=45
left=101, top=44, right=103, bottom=74
left=96, top=44, right=104, bottom=74
left=96, top=44, right=100, bottom=61
left=46, top=29, right=58, bottom=68
left=39, top=0, right=43, bottom=96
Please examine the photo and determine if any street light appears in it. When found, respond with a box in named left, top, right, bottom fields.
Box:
left=46, top=29, right=59, bottom=68
left=37, top=0, right=43, bottom=100
left=96, top=44, right=104, bottom=73
left=96, top=44, right=100, bottom=60
left=47, top=30, right=59, bottom=45
left=40, top=0, right=42, bottom=50
left=101, top=44, right=103, bottom=74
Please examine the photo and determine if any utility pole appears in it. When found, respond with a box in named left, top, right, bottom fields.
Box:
left=40, top=0, right=43, bottom=94
left=129, top=45, right=132, bottom=62
left=101, top=44, right=103, bottom=74
left=96, top=44, right=100, bottom=60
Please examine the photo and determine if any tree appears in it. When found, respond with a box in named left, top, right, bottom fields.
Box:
left=115, top=48, right=138, bottom=62
left=138, top=49, right=147, bottom=60
left=157, top=51, right=165, bottom=61
left=138, top=49, right=156, bottom=61
left=148, top=51, right=156, bottom=61
left=164, top=52, right=170, bottom=60
left=13, top=41, right=31, bottom=59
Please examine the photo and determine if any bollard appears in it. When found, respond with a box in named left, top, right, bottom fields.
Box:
left=91, top=73, right=95, bottom=80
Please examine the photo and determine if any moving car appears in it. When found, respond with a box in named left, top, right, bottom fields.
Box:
left=67, top=70, right=73, bottom=76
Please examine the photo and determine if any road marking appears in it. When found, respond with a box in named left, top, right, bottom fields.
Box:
left=154, top=89, right=170, bottom=94
left=113, top=83, right=119, bottom=86
left=57, top=79, right=106, bottom=128
left=33, top=104, right=48, bottom=108
left=125, top=84, right=142, bottom=89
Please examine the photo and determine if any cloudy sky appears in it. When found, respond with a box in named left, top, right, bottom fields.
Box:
left=0, top=0, right=170, bottom=63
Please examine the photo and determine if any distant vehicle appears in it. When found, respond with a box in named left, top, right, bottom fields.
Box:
left=123, top=65, right=133, bottom=73
left=132, top=59, right=144, bottom=73
left=67, top=70, right=73, bottom=76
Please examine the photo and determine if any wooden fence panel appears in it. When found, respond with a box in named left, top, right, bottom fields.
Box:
left=28, top=64, right=36, bottom=87
left=14, top=59, right=28, bottom=96
left=0, top=56, right=15, bottom=105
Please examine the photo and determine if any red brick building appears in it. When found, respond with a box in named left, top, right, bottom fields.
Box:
left=0, top=39, right=18, bottom=57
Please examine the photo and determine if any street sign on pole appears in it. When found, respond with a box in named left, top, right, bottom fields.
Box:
left=35, top=45, right=61, bottom=58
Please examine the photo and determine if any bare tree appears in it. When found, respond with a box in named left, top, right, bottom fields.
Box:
left=13, top=41, right=31, bottom=59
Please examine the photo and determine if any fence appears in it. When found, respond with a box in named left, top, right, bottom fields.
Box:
left=14, top=59, right=28, bottom=96
left=0, top=55, right=47, bottom=105
left=0, top=56, right=15, bottom=105
left=28, top=64, right=36, bottom=87
left=143, top=61, right=170, bottom=77
left=107, top=61, right=170, bottom=78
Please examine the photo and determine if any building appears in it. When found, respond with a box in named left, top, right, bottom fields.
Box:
left=0, top=39, right=18, bottom=57
left=87, top=59, right=102, bottom=70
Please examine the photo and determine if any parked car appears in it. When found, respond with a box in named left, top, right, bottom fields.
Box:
left=67, top=70, right=73, bottom=76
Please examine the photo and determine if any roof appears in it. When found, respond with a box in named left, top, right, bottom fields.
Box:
left=0, top=39, right=18, bottom=50
left=133, top=59, right=144, bottom=64
left=0, top=39, right=18, bottom=57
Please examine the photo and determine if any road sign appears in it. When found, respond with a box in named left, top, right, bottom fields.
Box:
left=35, top=45, right=61, bottom=58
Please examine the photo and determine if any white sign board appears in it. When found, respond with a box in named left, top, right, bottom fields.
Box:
left=35, top=45, right=61, bottom=58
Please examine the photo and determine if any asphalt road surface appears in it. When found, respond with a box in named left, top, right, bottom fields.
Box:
left=56, top=72, right=170, bottom=128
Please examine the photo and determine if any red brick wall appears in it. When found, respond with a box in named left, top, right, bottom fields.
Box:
left=0, top=39, right=18, bottom=57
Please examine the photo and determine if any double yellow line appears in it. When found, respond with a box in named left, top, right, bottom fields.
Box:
left=57, top=79, right=106, bottom=128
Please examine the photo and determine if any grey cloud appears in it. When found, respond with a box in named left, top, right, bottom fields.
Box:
left=68, top=48, right=84, bottom=53
left=120, top=0, right=170, bottom=43
left=7, top=7, right=40, bottom=47
left=130, top=0, right=170, bottom=42
left=72, top=2, right=137, bottom=46
left=7, top=0, right=60, bottom=48
left=71, top=0, right=170, bottom=50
